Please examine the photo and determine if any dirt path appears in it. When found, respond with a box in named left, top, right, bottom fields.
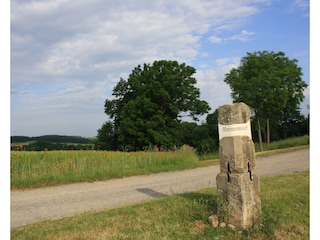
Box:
left=11, top=148, right=310, bottom=228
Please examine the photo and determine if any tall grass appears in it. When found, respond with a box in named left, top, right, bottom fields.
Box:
left=11, top=145, right=199, bottom=189
left=11, top=136, right=309, bottom=189
left=254, top=135, right=309, bottom=152
left=198, top=135, right=309, bottom=160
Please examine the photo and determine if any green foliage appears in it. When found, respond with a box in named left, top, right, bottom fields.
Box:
left=96, top=121, right=117, bottom=150
left=11, top=141, right=94, bottom=151
left=11, top=135, right=92, bottom=144
left=180, top=122, right=217, bottom=155
left=224, top=51, right=307, bottom=117
left=224, top=51, right=308, bottom=147
left=98, top=56, right=309, bottom=153
left=103, top=60, right=210, bottom=151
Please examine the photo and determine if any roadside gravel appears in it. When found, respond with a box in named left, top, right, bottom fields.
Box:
left=11, top=148, right=309, bottom=228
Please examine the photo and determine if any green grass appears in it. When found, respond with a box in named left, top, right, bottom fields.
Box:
left=11, top=172, right=309, bottom=239
left=254, top=135, right=309, bottom=152
left=11, top=136, right=310, bottom=190
left=198, top=135, right=309, bottom=161
left=11, top=145, right=200, bottom=189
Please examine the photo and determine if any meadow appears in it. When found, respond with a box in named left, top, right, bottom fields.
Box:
left=11, top=135, right=309, bottom=190
left=11, top=145, right=203, bottom=189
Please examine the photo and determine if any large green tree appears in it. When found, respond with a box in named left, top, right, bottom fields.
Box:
left=224, top=51, right=307, bottom=151
left=103, top=60, right=211, bottom=151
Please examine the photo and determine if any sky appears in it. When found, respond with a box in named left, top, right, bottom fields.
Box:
left=9, top=0, right=311, bottom=138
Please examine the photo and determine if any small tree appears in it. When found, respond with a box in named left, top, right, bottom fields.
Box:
left=224, top=51, right=307, bottom=151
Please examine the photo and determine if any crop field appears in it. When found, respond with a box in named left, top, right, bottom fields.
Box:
left=11, top=146, right=200, bottom=189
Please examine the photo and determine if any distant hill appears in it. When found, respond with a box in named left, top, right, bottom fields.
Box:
left=11, top=135, right=93, bottom=144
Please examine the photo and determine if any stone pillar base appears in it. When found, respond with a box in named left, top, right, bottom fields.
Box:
left=216, top=172, right=261, bottom=229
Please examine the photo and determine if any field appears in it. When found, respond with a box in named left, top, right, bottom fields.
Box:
left=11, top=145, right=203, bottom=189
left=11, top=172, right=310, bottom=240
left=11, top=135, right=309, bottom=190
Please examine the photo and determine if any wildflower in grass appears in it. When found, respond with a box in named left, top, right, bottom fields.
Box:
left=103, top=153, right=108, bottom=157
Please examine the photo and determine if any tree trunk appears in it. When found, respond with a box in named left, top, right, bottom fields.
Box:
left=257, top=115, right=263, bottom=152
left=267, top=118, right=270, bottom=145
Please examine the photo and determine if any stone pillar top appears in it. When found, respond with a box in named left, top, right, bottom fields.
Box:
left=218, top=102, right=251, bottom=125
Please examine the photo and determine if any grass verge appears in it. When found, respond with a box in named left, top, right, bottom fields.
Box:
left=11, top=172, right=309, bottom=239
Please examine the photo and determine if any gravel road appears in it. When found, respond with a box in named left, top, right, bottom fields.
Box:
left=11, top=148, right=310, bottom=228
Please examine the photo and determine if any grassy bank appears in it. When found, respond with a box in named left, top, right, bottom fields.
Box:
left=199, top=135, right=309, bottom=160
left=11, top=172, right=309, bottom=239
left=254, top=135, right=309, bottom=152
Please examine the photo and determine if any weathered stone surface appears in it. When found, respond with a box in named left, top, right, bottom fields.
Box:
left=218, top=102, right=251, bottom=125
left=217, top=172, right=261, bottom=229
left=217, top=102, right=261, bottom=230
left=227, top=224, right=236, bottom=230
left=219, top=136, right=256, bottom=173
left=208, top=214, right=219, bottom=228
left=219, top=222, right=226, bottom=228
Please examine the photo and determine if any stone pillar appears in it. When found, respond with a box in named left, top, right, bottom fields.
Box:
left=216, top=102, right=261, bottom=230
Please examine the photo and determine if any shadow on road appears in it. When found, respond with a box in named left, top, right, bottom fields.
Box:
left=136, top=188, right=168, bottom=198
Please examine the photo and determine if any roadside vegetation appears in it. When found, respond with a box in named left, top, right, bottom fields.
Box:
left=11, top=172, right=309, bottom=239
left=11, top=145, right=200, bottom=190
left=11, top=136, right=309, bottom=190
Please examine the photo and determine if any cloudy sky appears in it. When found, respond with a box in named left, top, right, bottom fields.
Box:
left=10, top=0, right=310, bottom=138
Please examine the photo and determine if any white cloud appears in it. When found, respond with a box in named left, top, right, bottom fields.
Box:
left=228, top=29, right=256, bottom=41
left=194, top=57, right=242, bottom=113
left=215, top=58, right=231, bottom=66
left=209, top=36, right=222, bottom=44
left=11, top=0, right=265, bottom=82
left=209, top=29, right=255, bottom=44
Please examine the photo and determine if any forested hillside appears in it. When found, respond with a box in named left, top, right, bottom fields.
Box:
left=11, top=135, right=92, bottom=144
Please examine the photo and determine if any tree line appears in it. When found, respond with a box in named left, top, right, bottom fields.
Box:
left=11, top=141, right=94, bottom=151
left=96, top=52, right=309, bottom=153
left=11, top=135, right=94, bottom=151
left=11, top=135, right=92, bottom=144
